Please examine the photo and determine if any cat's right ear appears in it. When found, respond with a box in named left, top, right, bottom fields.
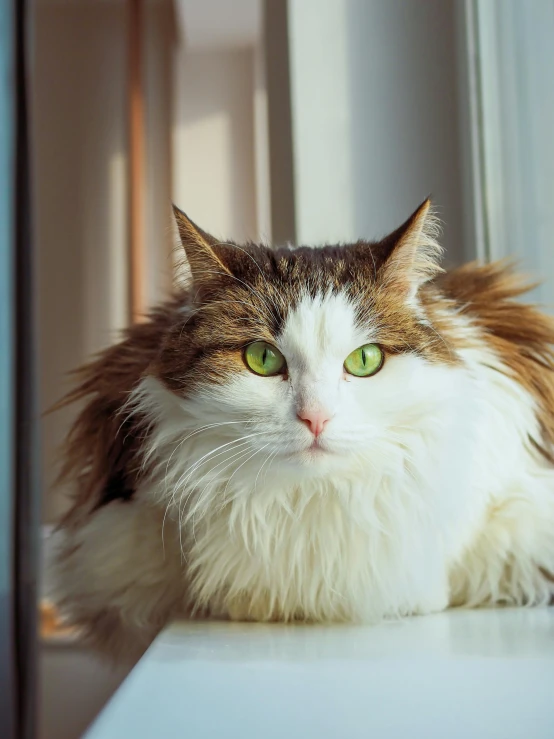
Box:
left=172, top=205, right=233, bottom=286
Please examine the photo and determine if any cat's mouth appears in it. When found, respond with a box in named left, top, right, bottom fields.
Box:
left=308, top=439, right=328, bottom=453
left=285, top=438, right=335, bottom=460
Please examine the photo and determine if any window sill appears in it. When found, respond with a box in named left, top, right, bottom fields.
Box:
left=85, top=608, right=554, bottom=738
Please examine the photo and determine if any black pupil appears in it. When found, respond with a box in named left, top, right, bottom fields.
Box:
left=262, top=347, right=268, bottom=365
left=362, top=348, right=366, bottom=366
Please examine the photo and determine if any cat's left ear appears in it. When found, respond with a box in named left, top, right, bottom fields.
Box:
left=172, top=204, right=233, bottom=286
left=379, top=199, right=443, bottom=302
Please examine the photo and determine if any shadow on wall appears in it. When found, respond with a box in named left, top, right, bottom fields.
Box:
left=346, top=0, right=464, bottom=266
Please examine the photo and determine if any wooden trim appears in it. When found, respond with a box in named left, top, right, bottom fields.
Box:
left=128, top=0, right=146, bottom=322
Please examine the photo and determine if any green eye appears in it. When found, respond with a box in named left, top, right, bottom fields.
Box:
left=244, top=341, right=286, bottom=376
left=344, top=344, right=384, bottom=377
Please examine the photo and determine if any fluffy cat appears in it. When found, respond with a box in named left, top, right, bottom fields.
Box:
left=53, top=200, right=554, bottom=662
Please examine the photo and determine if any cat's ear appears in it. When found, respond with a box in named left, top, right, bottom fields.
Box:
left=172, top=204, right=233, bottom=285
left=379, top=199, right=443, bottom=303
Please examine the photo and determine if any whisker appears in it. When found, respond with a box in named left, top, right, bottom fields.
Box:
left=185, top=444, right=255, bottom=526
left=186, top=445, right=258, bottom=544
left=174, top=432, right=266, bottom=493
left=171, top=433, right=268, bottom=538
left=221, top=444, right=270, bottom=504
left=254, top=447, right=276, bottom=494
left=161, top=424, right=255, bottom=549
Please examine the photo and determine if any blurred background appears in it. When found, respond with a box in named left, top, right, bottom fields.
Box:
left=3, top=0, right=552, bottom=737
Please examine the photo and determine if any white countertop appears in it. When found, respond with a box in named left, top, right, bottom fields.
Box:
left=86, top=608, right=554, bottom=739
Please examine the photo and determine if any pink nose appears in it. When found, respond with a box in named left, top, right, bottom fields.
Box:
left=297, top=409, right=331, bottom=437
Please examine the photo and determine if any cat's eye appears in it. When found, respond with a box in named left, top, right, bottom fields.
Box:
left=344, top=344, right=384, bottom=377
left=244, top=341, right=286, bottom=376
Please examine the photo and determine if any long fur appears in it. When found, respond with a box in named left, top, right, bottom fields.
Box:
left=53, top=201, right=554, bottom=662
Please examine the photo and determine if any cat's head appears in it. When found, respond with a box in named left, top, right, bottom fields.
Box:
left=152, top=201, right=458, bottom=483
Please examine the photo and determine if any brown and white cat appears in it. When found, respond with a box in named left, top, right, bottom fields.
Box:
left=54, top=200, right=554, bottom=662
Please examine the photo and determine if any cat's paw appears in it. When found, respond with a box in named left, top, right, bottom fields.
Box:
left=410, top=588, right=449, bottom=616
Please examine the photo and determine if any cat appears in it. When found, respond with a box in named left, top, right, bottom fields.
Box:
left=53, top=199, right=554, bottom=662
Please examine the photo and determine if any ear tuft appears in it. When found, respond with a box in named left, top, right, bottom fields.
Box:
left=172, top=205, right=232, bottom=286
left=380, top=199, right=443, bottom=302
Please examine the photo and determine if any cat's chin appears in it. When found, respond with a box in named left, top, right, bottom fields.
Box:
left=276, top=443, right=346, bottom=475
left=282, top=442, right=331, bottom=460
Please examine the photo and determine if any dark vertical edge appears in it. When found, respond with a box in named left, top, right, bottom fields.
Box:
left=263, top=0, right=297, bottom=246
left=14, top=0, right=39, bottom=736
left=0, top=0, right=17, bottom=733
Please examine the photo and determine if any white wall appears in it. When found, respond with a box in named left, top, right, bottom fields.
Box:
left=172, top=48, right=258, bottom=243
left=287, top=0, right=465, bottom=264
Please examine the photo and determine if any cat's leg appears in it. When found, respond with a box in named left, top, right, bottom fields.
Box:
left=449, top=479, right=554, bottom=608
left=389, top=518, right=452, bottom=618
left=54, top=499, right=187, bottom=662
left=404, top=553, right=451, bottom=617
left=410, top=583, right=450, bottom=617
